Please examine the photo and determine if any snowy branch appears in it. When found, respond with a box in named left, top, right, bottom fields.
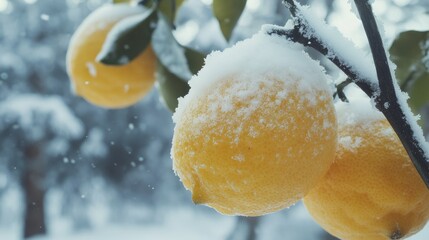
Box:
left=353, top=0, right=429, bottom=188
left=266, top=26, right=375, bottom=97
left=269, top=0, right=429, bottom=188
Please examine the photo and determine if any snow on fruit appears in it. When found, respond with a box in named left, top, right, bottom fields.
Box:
left=171, top=32, right=337, bottom=216
left=304, top=99, right=429, bottom=240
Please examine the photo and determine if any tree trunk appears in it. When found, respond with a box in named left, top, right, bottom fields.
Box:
left=21, top=143, right=47, bottom=239
left=226, top=216, right=260, bottom=240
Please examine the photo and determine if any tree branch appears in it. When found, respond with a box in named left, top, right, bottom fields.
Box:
left=270, top=0, right=429, bottom=188
left=354, top=0, right=429, bottom=187
left=267, top=26, right=375, bottom=99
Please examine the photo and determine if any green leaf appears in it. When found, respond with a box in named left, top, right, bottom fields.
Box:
left=97, top=5, right=158, bottom=66
left=158, top=0, right=184, bottom=26
left=390, top=30, right=429, bottom=86
left=389, top=30, right=429, bottom=112
left=184, top=47, right=206, bottom=75
left=156, top=62, right=190, bottom=112
left=112, top=0, right=131, bottom=4
left=408, top=73, right=429, bottom=112
left=152, top=14, right=192, bottom=80
left=212, top=0, right=247, bottom=41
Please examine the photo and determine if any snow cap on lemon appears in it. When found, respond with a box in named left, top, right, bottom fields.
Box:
left=172, top=31, right=337, bottom=216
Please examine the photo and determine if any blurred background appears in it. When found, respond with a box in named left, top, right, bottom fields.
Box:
left=0, top=0, right=428, bottom=239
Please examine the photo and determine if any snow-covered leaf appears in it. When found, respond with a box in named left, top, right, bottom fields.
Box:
left=97, top=5, right=158, bottom=65
left=152, top=14, right=192, bottom=80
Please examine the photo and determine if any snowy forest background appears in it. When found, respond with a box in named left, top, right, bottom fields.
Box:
left=0, top=0, right=429, bottom=239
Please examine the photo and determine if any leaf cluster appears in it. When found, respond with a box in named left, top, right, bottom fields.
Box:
left=98, top=0, right=248, bottom=111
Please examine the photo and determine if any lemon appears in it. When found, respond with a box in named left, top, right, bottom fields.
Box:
left=304, top=100, right=429, bottom=240
left=66, top=3, right=156, bottom=108
left=171, top=33, right=337, bottom=216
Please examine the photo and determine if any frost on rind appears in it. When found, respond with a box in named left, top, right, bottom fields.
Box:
left=173, top=31, right=332, bottom=124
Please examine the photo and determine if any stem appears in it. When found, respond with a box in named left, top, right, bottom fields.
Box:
left=273, top=0, right=429, bottom=188
left=354, top=0, right=429, bottom=188
left=334, top=78, right=353, bottom=103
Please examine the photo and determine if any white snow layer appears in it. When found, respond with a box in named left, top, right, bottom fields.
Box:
left=173, top=30, right=330, bottom=123
left=335, top=96, right=384, bottom=127
left=0, top=94, right=84, bottom=139
left=295, top=4, right=378, bottom=90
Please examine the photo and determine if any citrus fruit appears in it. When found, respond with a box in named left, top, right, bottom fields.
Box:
left=171, top=33, right=337, bottom=216
left=66, top=3, right=156, bottom=109
left=303, top=100, right=429, bottom=240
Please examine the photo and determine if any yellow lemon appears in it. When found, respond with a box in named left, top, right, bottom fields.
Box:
left=304, top=100, right=429, bottom=240
left=171, top=33, right=337, bottom=216
left=66, top=3, right=156, bottom=108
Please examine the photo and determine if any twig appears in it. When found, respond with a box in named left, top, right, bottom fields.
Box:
left=334, top=78, right=353, bottom=103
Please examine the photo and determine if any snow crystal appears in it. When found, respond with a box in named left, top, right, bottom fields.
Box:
left=232, top=154, right=245, bottom=162
left=173, top=30, right=330, bottom=123
left=124, top=84, right=130, bottom=93
left=40, top=14, right=50, bottom=21
left=0, top=94, right=84, bottom=139
left=338, top=136, right=363, bottom=154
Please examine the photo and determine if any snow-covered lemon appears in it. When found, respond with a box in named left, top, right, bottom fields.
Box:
left=66, top=3, right=156, bottom=109
left=304, top=99, right=429, bottom=240
left=171, top=32, right=337, bottom=216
